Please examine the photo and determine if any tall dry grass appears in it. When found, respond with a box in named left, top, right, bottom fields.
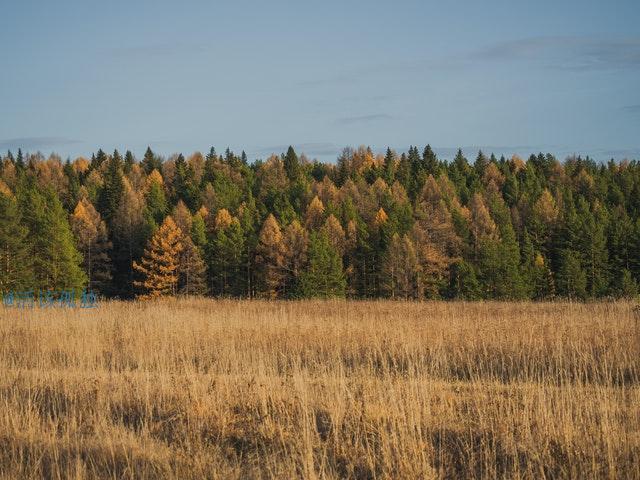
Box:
left=0, top=300, right=638, bottom=479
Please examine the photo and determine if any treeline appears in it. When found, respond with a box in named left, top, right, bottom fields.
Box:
left=1, top=145, right=639, bottom=300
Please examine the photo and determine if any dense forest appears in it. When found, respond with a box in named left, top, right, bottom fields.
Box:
left=1, top=144, right=639, bottom=300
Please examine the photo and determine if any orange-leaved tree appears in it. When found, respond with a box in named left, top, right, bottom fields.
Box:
left=133, top=215, right=183, bottom=299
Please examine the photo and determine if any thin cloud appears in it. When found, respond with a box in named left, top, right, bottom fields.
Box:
left=622, top=104, right=640, bottom=114
left=472, top=36, right=640, bottom=71
left=0, top=137, right=82, bottom=151
left=335, top=114, right=392, bottom=125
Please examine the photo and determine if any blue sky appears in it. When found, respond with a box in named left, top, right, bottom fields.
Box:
left=1, top=0, right=639, bottom=162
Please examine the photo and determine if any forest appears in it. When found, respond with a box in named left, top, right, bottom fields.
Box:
left=1, top=144, right=639, bottom=300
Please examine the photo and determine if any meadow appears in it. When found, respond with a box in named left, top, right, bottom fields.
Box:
left=0, top=300, right=638, bottom=479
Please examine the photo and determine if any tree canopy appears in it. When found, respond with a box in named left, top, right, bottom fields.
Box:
left=1, top=146, right=639, bottom=300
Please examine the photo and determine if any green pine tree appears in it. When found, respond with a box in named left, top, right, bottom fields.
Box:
left=297, top=232, right=346, bottom=298
left=556, top=249, right=587, bottom=300
left=0, top=191, right=34, bottom=292
left=283, top=146, right=301, bottom=181
left=17, top=180, right=86, bottom=292
left=97, top=150, right=125, bottom=224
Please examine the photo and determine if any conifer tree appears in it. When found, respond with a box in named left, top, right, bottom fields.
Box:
left=15, top=148, right=25, bottom=170
left=124, top=150, right=135, bottom=174
left=575, top=199, right=609, bottom=297
left=208, top=210, right=245, bottom=296
left=141, top=147, right=162, bottom=174
left=172, top=200, right=192, bottom=235
left=17, top=180, right=86, bottom=292
left=478, top=191, right=526, bottom=299
left=0, top=191, right=33, bottom=292
left=97, top=150, right=125, bottom=224
left=305, top=196, right=325, bottom=231
left=529, top=189, right=559, bottom=252
left=282, top=219, right=309, bottom=297
left=91, top=149, right=107, bottom=171
left=612, top=269, right=638, bottom=299
left=178, top=235, right=207, bottom=296
left=382, top=233, right=420, bottom=299
left=172, top=154, right=199, bottom=210
left=556, top=249, right=587, bottom=299
left=111, top=178, right=147, bottom=298
left=321, top=214, right=346, bottom=256
left=422, top=145, right=438, bottom=176
left=447, top=260, right=481, bottom=300
left=144, top=169, right=168, bottom=227
left=133, top=216, right=184, bottom=299
left=255, top=214, right=287, bottom=298
left=284, top=145, right=300, bottom=181
left=70, top=197, right=112, bottom=294
left=382, top=148, right=395, bottom=185
left=63, top=159, right=81, bottom=210
left=298, top=232, right=346, bottom=298
left=191, top=210, right=207, bottom=248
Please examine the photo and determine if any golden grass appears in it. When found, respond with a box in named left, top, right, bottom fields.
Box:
left=0, top=300, right=638, bottom=479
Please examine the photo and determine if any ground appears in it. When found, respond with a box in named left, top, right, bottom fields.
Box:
left=0, top=300, right=638, bottom=479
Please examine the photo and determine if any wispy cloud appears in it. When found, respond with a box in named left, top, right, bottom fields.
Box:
left=622, top=104, right=640, bottom=114
left=0, top=137, right=82, bottom=151
left=335, top=114, right=392, bottom=125
left=471, top=36, right=640, bottom=71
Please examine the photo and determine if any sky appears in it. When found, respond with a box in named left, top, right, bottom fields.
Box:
left=1, top=0, right=639, bottom=163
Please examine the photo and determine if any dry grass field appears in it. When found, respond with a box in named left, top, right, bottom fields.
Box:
left=0, top=300, right=638, bottom=479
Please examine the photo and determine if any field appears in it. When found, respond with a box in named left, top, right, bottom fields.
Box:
left=0, top=300, right=638, bottom=479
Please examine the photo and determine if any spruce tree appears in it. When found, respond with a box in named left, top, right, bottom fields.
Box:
left=172, top=154, right=199, bottom=210
left=15, top=148, right=24, bottom=170
left=17, top=180, right=86, bottom=292
left=447, top=260, right=481, bottom=300
left=208, top=211, right=245, bottom=296
left=422, top=145, right=438, bottom=176
left=298, top=232, right=346, bottom=298
left=141, top=147, right=162, bottom=174
left=556, top=249, right=587, bottom=299
left=97, top=150, right=125, bottom=225
left=382, top=148, right=395, bottom=185
left=0, top=191, right=33, bottom=292
left=283, top=146, right=300, bottom=181
left=123, top=150, right=135, bottom=174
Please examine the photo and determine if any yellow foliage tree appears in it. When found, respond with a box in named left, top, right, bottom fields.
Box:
left=70, top=197, right=112, bottom=293
left=133, top=216, right=184, bottom=299
left=321, top=214, right=346, bottom=255
left=305, top=196, right=325, bottom=231
left=255, top=214, right=286, bottom=298
left=214, top=208, right=234, bottom=231
left=374, top=207, right=388, bottom=227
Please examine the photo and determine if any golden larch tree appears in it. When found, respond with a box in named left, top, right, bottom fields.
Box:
left=255, top=214, right=287, bottom=298
left=282, top=219, right=309, bottom=295
left=305, top=196, right=325, bottom=231
left=383, top=233, right=420, bottom=299
left=469, top=192, right=499, bottom=246
left=70, top=197, right=112, bottom=294
left=172, top=201, right=207, bottom=295
left=321, top=214, right=346, bottom=255
left=133, top=216, right=184, bottom=299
